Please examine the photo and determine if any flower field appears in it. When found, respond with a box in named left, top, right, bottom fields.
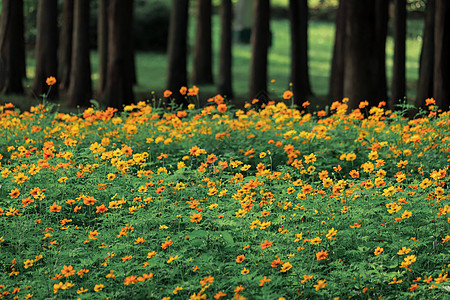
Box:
left=0, top=92, right=449, bottom=299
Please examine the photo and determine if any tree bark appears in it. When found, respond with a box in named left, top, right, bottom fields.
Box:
left=67, top=0, right=92, bottom=107
left=218, top=0, right=233, bottom=98
left=249, top=0, right=270, bottom=101
left=33, top=0, right=58, bottom=99
left=97, top=0, right=108, bottom=97
left=289, top=0, right=312, bottom=106
left=416, top=0, right=435, bottom=108
left=104, top=0, right=134, bottom=108
left=343, top=0, right=387, bottom=109
left=433, top=0, right=450, bottom=109
left=391, top=0, right=406, bottom=108
left=167, top=0, right=189, bottom=106
left=329, top=0, right=346, bottom=101
left=0, top=0, right=25, bottom=94
left=192, top=0, right=213, bottom=85
left=58, top=0, right=74, bottom=92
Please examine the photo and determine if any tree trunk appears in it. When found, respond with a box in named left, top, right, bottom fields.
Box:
left=249, top=0, right=270, bottom=101
left=192, top=0, right=213, bottom=85
left=167, top=0, right=189, bottom=106
left=218, top=0, right=233, bottom=98
left=67, top=0, right=91, bottom=107
left=343, top=0, right=387, bottom=109
left=33, top=0, right=58, bottom=99
left=433, top=0, right=450, bottom=109
left=104, top=0, right=134, bottom=108
left=391, top=0, right=406, bottom=108
left=0, top=0, right=25, bottom=94
left=58, top=0, right=74, bottom=92
left=416, top=0, right=435, bottom=108
left=97, top=0, right=108, bottom=97
left=289, top=0, right=311, bottom=106
left=329, top=0, right=346, bottom=101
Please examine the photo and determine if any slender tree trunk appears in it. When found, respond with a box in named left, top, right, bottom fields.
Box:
left=329, top=0, right=346, bottom=101
left=374, top=0, right=388, bottom=103
left=67, top=0, right=91, bottom=107
left=104, top=0, right=134, bottom=107
left=249, top=0, right=270, bottom=101
left=391, top=0, right=406, bottom=108
left=289, top=0, right=311, bottom=106
left=218, top=0, right=233, bottom=98
left=97, top=0, right=108, bottom=97
left=416, top=0, right=435, bottom=108
left=433, top=0, right=450, bottom=109
left=167, top=0, right=189, bottom=106
left=58, top=0, right=74, bottom=92
left=33, top=0, right=58, bottom=99
left=0, top=0, right=25, bottom=94
left=343, top=0, right=387, bottom=109
left=192, top=0, right=213, bottom=84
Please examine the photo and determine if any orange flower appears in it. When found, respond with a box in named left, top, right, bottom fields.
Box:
left=83, top=196, right=96, bottom=206
left=302, top=101, right=310, bottom=108
left=190, top=213, right=202, bottom=223
left=214, top=291, right=227, bottom=299
left=200, top=275, right=214, bottom=287
left=235, top=255, right=245, bottom=263
left=349, top=222, right=361, bottom=228
left=96, top=204, right=108, bottom=213
left=425, top=98, right=435, bottom=106
left=271, top=258, right=283, bottom=267
left=179, top=86, right=187, bottom=95
left=61, top=265, right=75, bottom=277
left=124, top=275, right=138, bottom=285
left=283, top=90, right=293, bottom=100
left=164, top=90, right=172, bottom=97
left=316, top=250, right=328, bottom=261
left=374, top=246, right=384, bottom=255
left=260, top=239, right=273, bottom=249
left=9, top=189, right=20, bottom=198
left=188, top=85, right=199, bottom=96
left=46, top=76, right=57, bottom=86
left=49, top=203, right=61, bottom=213
left=259, top=276, right=271, bottom=286
left=217, top=103, right=227, bottom=113
left=134, top=237, right=145, bottom=244
left=161, top=240, right=173, bottom=249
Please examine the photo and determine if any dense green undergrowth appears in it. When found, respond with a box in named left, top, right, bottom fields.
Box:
left=0, top=90, right=449, bottom=299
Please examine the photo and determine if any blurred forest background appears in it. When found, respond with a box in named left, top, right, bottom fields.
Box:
left=0, top=0, right=449, bottom=112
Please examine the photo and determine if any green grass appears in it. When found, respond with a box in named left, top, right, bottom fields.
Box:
left=3, top=14, right=424, bottom=111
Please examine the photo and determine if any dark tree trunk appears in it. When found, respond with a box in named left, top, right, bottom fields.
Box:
left=343, top=0, right=387, bottom=109
left=192, top=0, right=213, bottom=85
left=67, top=0, right=91, bottom=107
left=97, top=0, right=108, bottom=97
left=0, top=0, right=25, bottom=94
left=289, top=0, right=311, bottom=106
left=33, top=0, right=58, bottom=99
left=433, top=0, right=450, bottom=109
left=58, top=0, right=74, bottom=92
left=391, top=0, right=406, bottom=108
left=416, top=0, right=435, bottom=108
left=329, top=0, right=346, bottom=101
left=249, top=0, right=270, bottom=101
left=218, top=0, right=233, bottom=98
left=374, top=0, right=388, bottom=103
left=167, top=0, right=189, bottom=106
left=104, top=0, right=134, bottom=108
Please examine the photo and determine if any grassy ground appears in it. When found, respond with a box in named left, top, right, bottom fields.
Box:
left=2, top=14, right=423, bottom=111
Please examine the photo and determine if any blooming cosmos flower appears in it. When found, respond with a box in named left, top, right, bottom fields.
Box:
left=374, top=246, right=384, bottom=255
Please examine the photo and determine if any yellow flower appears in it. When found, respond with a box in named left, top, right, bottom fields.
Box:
left=167, top=255, right=179, bottom=263
left=24, top=259, right=34, bottom=269
left=280, top=262, right=292, bottom=272
left=374, top=246, right=384, bottom=256
left=94, top=284, right=104, bottom=292
left=397, top=247, right=411, bottom=255
left=241, top=267, right=249, bottom=275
